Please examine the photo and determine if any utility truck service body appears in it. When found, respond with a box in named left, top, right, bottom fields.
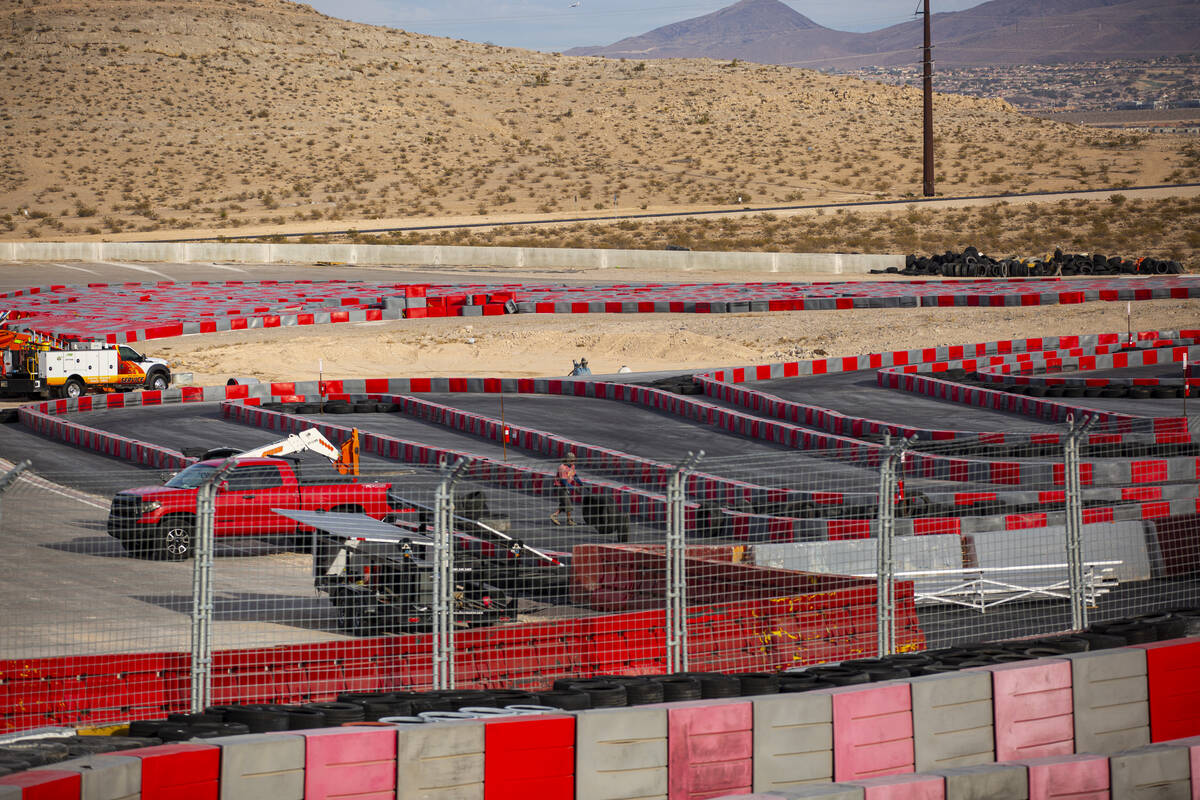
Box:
left=0, top=329, right=170, bottom=398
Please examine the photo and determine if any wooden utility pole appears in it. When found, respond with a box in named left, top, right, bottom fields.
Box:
left=922, top=0, right=935, bottom=196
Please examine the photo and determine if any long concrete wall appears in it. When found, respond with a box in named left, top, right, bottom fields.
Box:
left=0, top=241, right=901, bottom=274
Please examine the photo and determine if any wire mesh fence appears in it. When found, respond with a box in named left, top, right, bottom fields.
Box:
left=2, top=405, right=1199, bottom=732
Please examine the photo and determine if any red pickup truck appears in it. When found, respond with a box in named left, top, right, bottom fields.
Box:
left=107, top=457, right=405, bottom=560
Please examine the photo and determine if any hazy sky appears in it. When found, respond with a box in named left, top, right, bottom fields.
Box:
left=305, top=0, right=988, bottom=51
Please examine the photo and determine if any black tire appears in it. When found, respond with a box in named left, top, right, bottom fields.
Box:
left=144, top=370, right=170, bottom=391
left=353, top=402, right=375, bottom=413
left=779, top=675, right=837, bottom=692
left=129, top=719, right=170, bottom=738
left=1029, top=636, right=1090, bottom=653
left=374, top=402, right=397, bottom=413
left=687, top=672, right=741, bottom=698
left=807, top=667, right=870, bottom=686
left=0, top=741, right=70, bottom=765
left=296, top=403, right=321, bottom=414
left=1128, top=386, right=1152, bottom=399
left=280, top=706, right=327, bottom=729
left=535, top=690, right=592, bottom=710
left=591, top=676, right=664, bottom=705
left=731, top=672, right=781, bottom=696
left=157, top=514, right=194, bottom=561
left=1139, top=613, right=1188, bottom=640
left=325, top=401, right=352, bottom=414
left=564, top=681, right=627, bottom=708
left=223, top=706, right=291, bottom=733
left=580, top=494, right=631, bottom=541
left=60, top=377, right=85, bottom=400
left=303, top=701, right=364, bottom=725
left=1073, top=631, right=1127, bottom=650
left=655, top=675, right=702, bottom=701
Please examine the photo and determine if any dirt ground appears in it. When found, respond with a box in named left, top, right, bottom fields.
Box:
left=140, top=267, right=1200, bottom=384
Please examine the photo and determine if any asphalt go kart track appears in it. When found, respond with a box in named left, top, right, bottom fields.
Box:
left=1, top=264, right=1199, bottom=681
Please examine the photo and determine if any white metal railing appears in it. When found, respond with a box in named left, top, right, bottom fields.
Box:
left=853, top=561, right=1122, bottom=612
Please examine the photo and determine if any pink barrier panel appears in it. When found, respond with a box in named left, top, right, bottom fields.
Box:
left=830, top=683, right=914, bottom=782
left=1022, top=753, right=1109, bottom=800
left=293, top=727, right=397, bottom=800
left=845, top=773, right=945, bottom=799
left=974, top=660, right=1073, bottom=761
left=0, top=770, right=80, bottom=799
left=667, top=699, right=754, bottom=800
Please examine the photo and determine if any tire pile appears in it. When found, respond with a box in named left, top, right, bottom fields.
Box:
left=1, top=610, right=1185, bottom=769
left=891, top=247, right=1185, bottom=278
left=933, top=366, right=1191, bottom=401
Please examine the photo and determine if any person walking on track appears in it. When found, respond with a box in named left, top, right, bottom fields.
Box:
left=550, top=452, right=582, bottom=526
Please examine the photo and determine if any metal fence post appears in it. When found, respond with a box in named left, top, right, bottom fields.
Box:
left=433, top=457, right=470, bottom=691
left=0, top=460, right=31, bottom=530
left=1064, top=413, right=1096, bottom=631
left=876, top=435, right=915, bottom=657
left=190, top=458, right=237, bottom=713
left=666, top=451, right=703, bottom=675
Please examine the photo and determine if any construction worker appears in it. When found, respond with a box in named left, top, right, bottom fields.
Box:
left=550, top=452, right=582, bottom=526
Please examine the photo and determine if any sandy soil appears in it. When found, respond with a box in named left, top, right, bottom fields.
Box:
left=3, top=0, right=1198, bottom=243
left=144, top=288, right=1200, bottom=385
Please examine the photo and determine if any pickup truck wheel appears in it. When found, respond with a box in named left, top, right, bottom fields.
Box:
left=144, top=371, right=169, bottom=391
left=158, top=515, right=194, bottom=561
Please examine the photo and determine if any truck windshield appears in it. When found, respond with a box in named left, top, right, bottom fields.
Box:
left=164, top=463, right=219, bottom=489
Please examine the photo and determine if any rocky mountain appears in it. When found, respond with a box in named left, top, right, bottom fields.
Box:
left=567, top=0, right=1200, bottom=67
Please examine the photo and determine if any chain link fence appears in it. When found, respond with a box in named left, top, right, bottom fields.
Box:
left=2, top=409, right=1198, bottom=732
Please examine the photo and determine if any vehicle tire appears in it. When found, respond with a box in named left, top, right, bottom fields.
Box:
left=779, top=675, right=837, bottom=692
left=591, top=676, right=663, bottom=705
left=59, top=377, right=85, bottom=400
left=325, top=400, right=352, bottom=414
left=807, top=666, right=870, bottom=686
left=580, top=494, right=631, bottom=541
left=304, top=702, right=364, bottom=725
left=144, top=371, right=169, bottom=391
left=688, top=672, right=741, bottom=698
left=296, top=403, right=321, bottom=414
left=564, top=681, right=627, bottom=708
left=128, top=719, right=170, bottom=738
left=224, top=705, right=291, bottom=733
left=353, top=402, right=375, bottom=413
left=156, top=514, right=194, bottom=561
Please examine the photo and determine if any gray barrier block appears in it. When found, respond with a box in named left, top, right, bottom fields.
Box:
left=396, top=720, right=484, bottom=800
left=34, top=754, right=140, bottom=800
left=459, top=305, right=483, bottom=316
left=751, top=691, right=833, bottom=792
left=909, top=671, right=994, bottom=771
left=770, top=787, right=864, bottom=799
left=576, top=707, right=668, bottom=800
left=0, top=786, right=19, bottom=799
left=970, top=520, right=1151, bottom=583
left=214, top=733, right=304, bottom=800
left=937, top=764, right=1028, bottom=800
left=1063, top=648, right=1149, bottom=754
left=1109, top=744, right=1190, bottom=799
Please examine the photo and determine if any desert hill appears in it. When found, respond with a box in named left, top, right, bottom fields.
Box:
left=0, top=0, right=1191, bottom=240
left=569, top=0, right=1200, bottom=68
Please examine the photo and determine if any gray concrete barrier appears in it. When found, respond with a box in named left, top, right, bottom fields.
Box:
left=213, top=733, right=305, bottom=800
left=0, top=241, right=901, bottom=275
left=575, top=707, right=668, bottom=800
left=937, top=763, right=1029, bottom=799
left=909, top=671, right=995, bottom=772
left=751, top=692, right=833, bottom=792
left=1064, top=648, right=1150, bottom=755
left=34, top=754, right=140, bottom=800
left=1109, top=744, right=1191, bottom=799
left=395, top=721, right=485, bottom=800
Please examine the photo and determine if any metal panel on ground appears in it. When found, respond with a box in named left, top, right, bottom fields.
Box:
left=969, top=521, right=1151, bottom=583
left=753, top=536, right=962, bottom=596
left=483, top=715, right=574, bottom=800
left=213, top=733, right=305, bottom=800
left=909, top=671, right=994, bottom=772
left=34, top=755, right=139, bottom=800
left=936, top=764, right=1029, bottom=800
left=751, top=692, right=834, bottom=791
left=1020, top=753, right=1109, bottom=800
left=396, top=720, right=485, bottom=800
left=830, top=683, right=914, bottom=782
left=1130, top=637, right=1200, bottom=742
left=1063, top=648, right=1150, bottom=754
left=575, top=707, right=668, bottom=800
left=1108, top=744, right=1191, bottom=799
left=973, top=660, right=1073, bottom=761
left=666, top=699, right=753, bottom=800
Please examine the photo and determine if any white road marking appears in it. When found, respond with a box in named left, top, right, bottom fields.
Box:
left=50, top=262, right=100, bottom=276
left=97, top=261, right=175, bottom=280
left=200, top=262, right=250, bottom=274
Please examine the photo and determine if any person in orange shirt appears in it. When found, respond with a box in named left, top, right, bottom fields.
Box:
left=550, top=452, right=582, bottom=526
